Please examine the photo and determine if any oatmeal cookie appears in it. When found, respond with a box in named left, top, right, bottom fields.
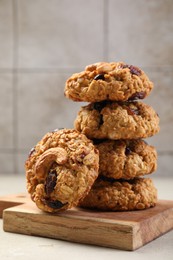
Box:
left=75, top=101, right=159, bottom=139
left=94, top=139, right=157, bottom=179
left=79, top=177, right=157, bottom=211
left=25, top=129, right=99, bottom=213
left=65, top=62, right=153, bottom=102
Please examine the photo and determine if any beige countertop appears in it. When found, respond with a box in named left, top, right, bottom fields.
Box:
left=0, top=175, right=173, bottom=260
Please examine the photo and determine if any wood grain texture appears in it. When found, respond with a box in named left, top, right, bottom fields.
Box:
left=0, top=193, right=29, bottom=218
left=1, top=194, right=173, bottom=251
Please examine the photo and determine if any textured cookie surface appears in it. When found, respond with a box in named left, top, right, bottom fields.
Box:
left=75, top=101, right=160, bottom=140
left=79, top=177, right=157, bottom=211
left=65, top=62, right=153, bottom=102
left=25, top=129, right=99, bottom=213
left=95, top=139, right=157, bottom=179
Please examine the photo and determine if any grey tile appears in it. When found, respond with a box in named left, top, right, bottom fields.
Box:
left=0, top=152, right=14, bottom=174
left=0, top=0, right=13, bottom=68
left=154, top=153, right=173, bottom=177
left=0, top=73, right=13, bottom=149
left=145, top=69, right=173, bottom=152
left=17, top=152, right=27, bottom=174
left=17, top=72, right=84, bottom=150
left=108, top=0, right=173, bottom=67
left=18, top=0, right=104, bottom=69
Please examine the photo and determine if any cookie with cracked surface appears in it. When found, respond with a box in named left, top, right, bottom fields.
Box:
left=25, top=129, right=99, bottom=213
left=79, top=177, right=157, bottom=211
left=74, top=101, right=160, bottom=140
left=94, top=139, right=157, bottom=179
left=64, top=61, right=153, bottom=102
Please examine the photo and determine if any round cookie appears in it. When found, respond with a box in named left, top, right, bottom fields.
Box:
left=95, top=139, right=157, bottom=179
left=75, top=101, right=160, bottom=140
left=64, top=61, right=153, bottom=102
left=79, top=177, right=157, bottom=211
left=25, top=129, right=99, bottom=213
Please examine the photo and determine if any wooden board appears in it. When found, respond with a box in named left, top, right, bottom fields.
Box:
left=0, top=194, right=173, bottom=251
left=0, top=193, right=29, bottom=218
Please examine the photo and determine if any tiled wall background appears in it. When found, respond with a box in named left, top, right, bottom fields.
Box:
left=0, top=0, right=173, bottom=177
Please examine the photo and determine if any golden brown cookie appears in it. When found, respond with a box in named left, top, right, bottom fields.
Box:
left=75, top=101, right=159, bottom=140
left=94, top=139, right=157, bottom=179
left=65, top=62, right=153, bottom=102
left=25, top=129, right=99, bottom=213
left=79, top=177, right=157, bottom=211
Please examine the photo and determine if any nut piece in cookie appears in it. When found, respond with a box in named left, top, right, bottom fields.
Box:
left=64, top=61, right=154, bottom=102
left=79, top=177, right=158, bottom=211
left=25, top=129, right=99, bottom=213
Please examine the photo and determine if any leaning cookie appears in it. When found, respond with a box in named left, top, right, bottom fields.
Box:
left=79, top=177, right=157, bottom=211
left=94, top=139, right=157, bottom=179
left=25, top=129, right=99, bottom=213
left=75, top=101, right=159, bottom=140
left=65, top=61, right=153, bottom=102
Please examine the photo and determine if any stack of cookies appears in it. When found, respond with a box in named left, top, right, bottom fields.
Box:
left=25, top=61, right=160, bottom=213
left=65, top=61, right=160, bottom=211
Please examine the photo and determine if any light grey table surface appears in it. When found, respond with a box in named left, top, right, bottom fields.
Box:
left=0, top=175, right=173, bottom=260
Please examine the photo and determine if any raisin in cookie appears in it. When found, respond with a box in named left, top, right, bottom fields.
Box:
left=25, top=129, right=99, bottom=213
left=65, top=62, right=153, bottom=102
left=75, top=101, right=159, bottom=140
left=79, top=177, right=157, bottom=211
left=94, top=139, right=157, bottom=179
